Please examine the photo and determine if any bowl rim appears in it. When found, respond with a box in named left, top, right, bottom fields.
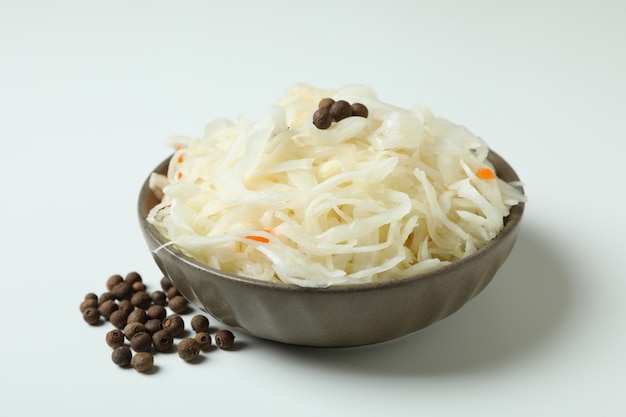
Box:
left=138, top=149, right=525, bottom=294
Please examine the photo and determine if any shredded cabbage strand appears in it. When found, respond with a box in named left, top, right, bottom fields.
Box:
left=147, top=84, right=525, bottom=287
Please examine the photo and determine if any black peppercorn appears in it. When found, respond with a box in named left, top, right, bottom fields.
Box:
left=106, top=274, right=124, bottom=291
left=131, top=291, right=152, bottom=309
left=82, top=306, right=100, bottom=325
left=215, top=329, right=235, bottom=350
left=168, top=295, right=188, bottom=314
left=313, top=108, right=333, bottom=129
left=99, top=291, right=115, bottom=304
left=318, top=97, right=335, bottom=110
left=160, top=276, right=174, bottom=292
left=109, top=309, right=129, bottom=330
left=131, top=352, right=154, bottom=372
left=152, top=329, right=174, bottom=352
left=98, top=300, right=118, bottom=320
left=111, top=282, right=133, bottom=300
left=350, top=102, right=369, bottom=118
left=124, top=271, right=142, bottom=286
left=131, top=281, right=146, bottom=293
left=166, top=286, right=181, bottom=300
left=190, top=315, right=210, bottom=333
left=130, top=331, right=152, bottom=352
left=178, top=338, right=201, bottom=362
left=150, top=290, right=167, bottom=306
left=195, top=332, right=212, bottom=350
left=147, top=305, right=166, bottom=321
left=112, top=346, right=132, bottom=367
left=79, top=298, right=98, bottom=313
left=105, top=329, right=126, bottom=348
left=329, top=100, right=352, bottom=122
left=144, top=319, right=163, bottom=335
left=118, top=299, right=134, bottom=315
left=127, top=308, right=148, bottom=324
left=123, top=322, right=146, bottom=341
left=87, top=271, right=254, bottom=371
left=163, top=314, right=185, bottom=337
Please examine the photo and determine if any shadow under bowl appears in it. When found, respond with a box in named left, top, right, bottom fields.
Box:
left=138, top=150, right=525, bottom=347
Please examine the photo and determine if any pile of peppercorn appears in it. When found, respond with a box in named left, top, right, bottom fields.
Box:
left=81, top=271, right=236, bottom=372
left=312, top=97, right=369, bottom=129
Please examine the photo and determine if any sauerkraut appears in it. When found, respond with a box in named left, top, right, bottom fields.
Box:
left=147, top=84, right=525, bottom=287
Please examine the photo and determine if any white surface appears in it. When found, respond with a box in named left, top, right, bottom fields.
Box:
left=1, top=0, right=625, bottom=415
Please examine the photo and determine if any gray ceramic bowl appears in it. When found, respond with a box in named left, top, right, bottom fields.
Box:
left=138, top=150, right=525, bottom=347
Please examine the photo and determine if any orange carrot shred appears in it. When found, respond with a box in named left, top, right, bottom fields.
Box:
left=176, top=172, right=183, bottom=180
left=245, top=235, right=270, bottom=243
left=476, top=167, right=497, bottom=180
left=177, top=154, right=184, bottom=163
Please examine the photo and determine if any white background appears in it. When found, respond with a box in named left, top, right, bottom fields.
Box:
left=1, top=0, right=625, bottom=415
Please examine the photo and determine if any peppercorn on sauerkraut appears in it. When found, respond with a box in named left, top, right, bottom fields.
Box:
left=147, top=84, right=525, bottom=287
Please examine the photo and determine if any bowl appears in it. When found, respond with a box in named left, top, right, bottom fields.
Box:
left=138, top=150, right=525, bottom=347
